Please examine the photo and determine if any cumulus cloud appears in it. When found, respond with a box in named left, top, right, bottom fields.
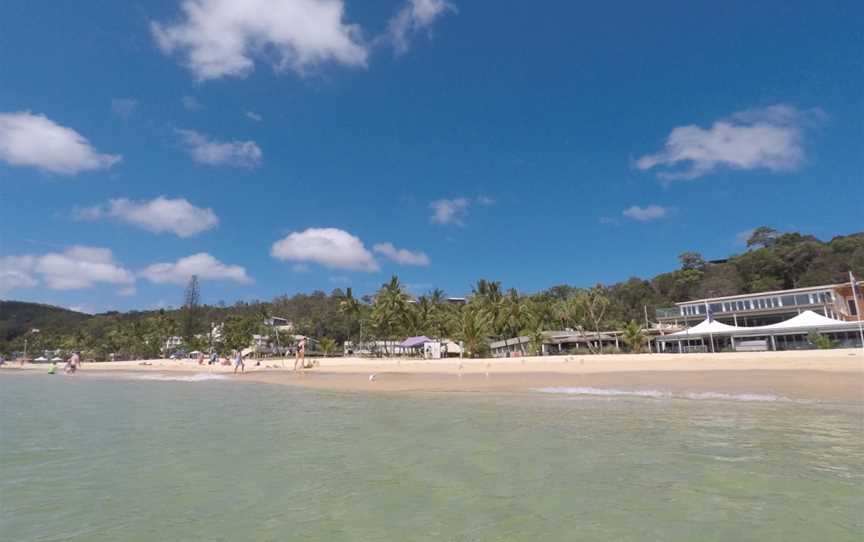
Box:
left=111, top=98, right=139, bottom=119
left=387, top=0, right=456, bottom=54
left=75, top=196, right=219, bottom=238
left=271, top=227, right=379, bottom=272
left=139, top=253, right=251, bottom=284
left=636, top=104, right=825, bottom=180
left=0, top=246, right=134, bottom=294
left=0, top=111, right=121, bottom=175
left=622, top=204, right=672, bottom=222
left=373, top=242, right=430, bottom=266
left=430, top=197, right=470, bottom=225
left=177, top=129, right=262, bottom=167
left=152, top=0, right=368, bottom=81
left=0, top=256, right=39, bottom=295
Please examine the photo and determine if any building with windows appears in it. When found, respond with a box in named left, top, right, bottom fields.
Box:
left=656, top=281, right=863, bottom=328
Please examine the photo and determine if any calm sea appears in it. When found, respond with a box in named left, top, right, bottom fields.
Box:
left=1, top=374, right=862, bottom=541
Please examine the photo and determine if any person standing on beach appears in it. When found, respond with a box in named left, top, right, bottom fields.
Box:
left=66, top=351, right=80, bottom=374
left=233, top=350, right=245, bottom=374
left=197, top=351, right=205, bottom=365
left=294, top=337, right=306, bottom=371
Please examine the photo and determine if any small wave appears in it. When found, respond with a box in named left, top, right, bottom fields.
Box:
left=133, top=373, right=228, bottom=382
left=533, top=387, right=670, bottom=399
left=533, top=387, right=812, bottom=403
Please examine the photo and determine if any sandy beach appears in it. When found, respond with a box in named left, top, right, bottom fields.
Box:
left=4, top=349, right=863, bottom=402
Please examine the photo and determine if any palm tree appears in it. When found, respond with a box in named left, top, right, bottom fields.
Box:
left=500, top=289, right=532, bottom=353
left=427, top=288, right=451, bottom=339
left=571, top=286, right=610, bottom=354
left=621, top=320, right=648, bottom=353
left=521, top=313, right=546, bottom=356
left=453, top=306, right=490, bottom=358
left=371, top=276, right=410, bottom=355
left=318, top=337, right=338, bottom=356
left=338, top=287, right=363, bottom=350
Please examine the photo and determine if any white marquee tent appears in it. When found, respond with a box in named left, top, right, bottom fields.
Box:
left=657, top=311, right=863, bottom=351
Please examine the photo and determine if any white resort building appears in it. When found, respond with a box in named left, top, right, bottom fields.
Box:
left=656, top=281, right=863, bottom=328
left=655, top=280, right=864, bottom=352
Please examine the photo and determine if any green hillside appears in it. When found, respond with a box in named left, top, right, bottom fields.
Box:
left=2, top=228, right=861, bottom=359
left=0, top=301, right=91, bottom=344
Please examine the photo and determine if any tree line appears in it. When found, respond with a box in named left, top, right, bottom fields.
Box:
left=2, top=228, right=861, bottom=359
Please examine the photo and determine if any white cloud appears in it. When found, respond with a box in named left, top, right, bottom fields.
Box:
left=0, top=111, right=121, bottom=175
left=67, top=304, right=95, bottom=315
left=111, top=98, right=139, bottom=119
left=0, top=246, right=134, bottom=294
left=75, top=196, right=219, bottom=238
left=152, top=0, right=368, bottom=81
left=139, top=253, right=251, bottom=284
left=0, top=256, right=39, bottom=295
left=373, top=242, right=430, bottom=266
left=271, top=227, right=379, bottom=272
left=182, top=95, right=204, bottom=110
left=177, top=129, right=262, bottom=167
left=387, top=0, right=456, bottom=54
left=636, top=104, right=825, bottom=180
left=245, top=111, right=263, bottom=122
left=430, top=197, right=470, bottom=225
left=622, top=205, right=672, bottom=222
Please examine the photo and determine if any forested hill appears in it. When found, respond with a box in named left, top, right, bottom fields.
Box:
left=0, top=301, right=91, bottom=343
left=1, top=228, right=862, bottom=357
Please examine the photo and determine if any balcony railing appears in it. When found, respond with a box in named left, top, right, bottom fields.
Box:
left=655, top=308, right=680, bottom=319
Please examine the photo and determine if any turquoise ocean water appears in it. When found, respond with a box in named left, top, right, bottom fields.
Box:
left=1, top=373, right=862, bottom=541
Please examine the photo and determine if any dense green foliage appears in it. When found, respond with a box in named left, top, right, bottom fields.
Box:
left=2, top=229, right=861, bottom=359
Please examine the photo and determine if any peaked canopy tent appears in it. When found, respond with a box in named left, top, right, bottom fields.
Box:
left=662, top=319, right=740, bottom=338
left=658, top=311, right=864, bottom=352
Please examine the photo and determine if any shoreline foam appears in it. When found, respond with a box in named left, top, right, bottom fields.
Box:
left=3, top=349, right=863, bottom=402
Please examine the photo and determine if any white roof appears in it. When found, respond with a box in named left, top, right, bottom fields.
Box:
left=756, top=310, right=848, bottom=330
left=662, top=311, right=861, bottom=339
left=663, top=319, right=740, bottom=338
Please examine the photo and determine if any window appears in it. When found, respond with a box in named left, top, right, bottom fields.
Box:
left=795, top=294, right=810, bottom=305
left=709, top=303, right=722, bottom=313
left=697, top=305, right=706, bottom=315
left=781, top=295, right=795, bottom=306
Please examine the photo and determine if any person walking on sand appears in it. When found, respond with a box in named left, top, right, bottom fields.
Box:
left=66, top=351, right=80, bottom=374
left=197, top=351, right=205, bottom=365
left=233, top=349, right=245, bottom=374
left=294, top=337, right=307, bottom=371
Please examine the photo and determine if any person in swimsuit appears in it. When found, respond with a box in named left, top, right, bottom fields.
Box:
left=66, top=352, right=80, bottom=374
left=233, top=350, right=245, bottom=374
left=294, top=337, right=307, bottom=371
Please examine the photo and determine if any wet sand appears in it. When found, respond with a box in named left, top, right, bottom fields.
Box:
left=5, top=349, right=863, bottom=402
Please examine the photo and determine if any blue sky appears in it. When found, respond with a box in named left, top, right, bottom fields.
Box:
left=1, top=0, right=862, bottom=313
